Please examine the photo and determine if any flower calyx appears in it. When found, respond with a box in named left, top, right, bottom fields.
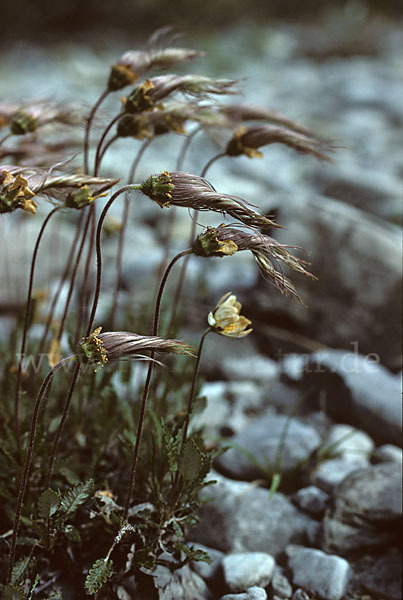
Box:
left=192, top=226, right=238, bottom=257
left=79, top=327, right=108, bottom=370
left=226, top=126, right=263, bottom=159
left=123, top=79, right=156, bottom=113
left=140, top=171, right=174, bottom=207
left=10, top=111, right=38, bottom=136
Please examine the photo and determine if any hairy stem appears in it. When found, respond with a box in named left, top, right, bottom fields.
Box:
left=8, top=356, right=76, bottom=582
left=165, top=152, right=226, bottom=336
left=14, top=207, right=60, bottom=450
left=181, top=328, right=210, bottom=446
left=110, top=138, right=152, bottom=328
left=93, top=112, right=124, bottom=176
left=83, top=89, right=109, bottom=174
left=86, top=185, right=141, bottom=337
left=123, top=248, right=193, bottom=523
left=46, top=360, right=81, bottom=486
left=37, top=212, right=84, bottom=357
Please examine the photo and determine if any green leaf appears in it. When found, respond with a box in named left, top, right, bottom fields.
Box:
left=60, top=479, right=94, bottom=518
left=84, top=558, right=113, bottom=595
left=10, top=555, right=30, bottom=585
left=27, top=574, right=39, bottom=600
left=178, top=440, right=202, bottom=480
left=38, top=489, right=61, bottom=520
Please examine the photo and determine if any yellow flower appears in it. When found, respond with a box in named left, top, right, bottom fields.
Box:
left=208, top=292, right=252, bottom=338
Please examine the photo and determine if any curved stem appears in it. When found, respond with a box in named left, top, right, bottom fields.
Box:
left=74, top=206, right=96, bottom=344
left=94, top=134, right=118, bottom=176
left=56, top=208, right=92, bottom=342
left=8, top=356, right=76, bottom=582
left=83, top=89, right=109, bottom=175
left=200, top=151, right=226, bottom=178
left=14, top=207, right=60, bottom=450
left=110, top=138, right=152, bottom=328
left=0, top=132, right=12, bottom=148
left=86, top=185, right=141, bottom=337
left=37, top=212, right=84, bottom=357
left=176, top=125, right=202, bottom=171
left=165, top=153, right=226, bottom=337
left=123, top=249, right=193, bottom=523
left=93, top=112, right=124, bottom=176
left=181, top=328, right=210, bottom=446
left=46, top=361, right=81, bottom=486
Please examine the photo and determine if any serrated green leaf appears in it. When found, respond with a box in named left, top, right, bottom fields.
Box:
left=84, top=558, right=113, bottom=595
left=60, top=479, right=94, bottom=518
left=38, top=489, right=61, bottom=520
left=178, top=440, right=202, bottom=480
left=10, top=555, right=30, bottom=585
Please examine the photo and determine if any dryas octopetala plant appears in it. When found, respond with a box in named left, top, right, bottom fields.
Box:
left=0, top=27, right=333, bottom=597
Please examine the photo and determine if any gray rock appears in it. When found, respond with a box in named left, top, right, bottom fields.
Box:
left=189, top=543, right=224, bottom=583
left=215, top=414, right=321, bottom=481
left=289, top=548, right=351, bottom=600
left=321, top=462, right=402, bottom=553
left=291, top=590, right=310, bottom=600
left=373, top=443, right=402, bottom=465
left=324, top=424, right=374, bottom=461
left=271, top=566, right=293, bottom=598
left=312, top=456, right=370, bottom=492
left=222, top=552, right=275, bottom=593
left=221, top=587, right=267, bottom=600
left=152, top=563, right=211, bottom=600
left=302, top=350, right=402, bottom=446
left=190, top=472, right=313, bottom=557
left=251, top=195, right=402, bottom=371
left=219, top=354, right=279, bottom=382
left=354, top=550, right=402, bottom=600
left=293, top=486, right=329, bottom=516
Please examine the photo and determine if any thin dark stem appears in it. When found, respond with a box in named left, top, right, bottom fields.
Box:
left=110, top=138, right=152, bottom=328
left=56, top=209, right=92, bottom=342
left=14, top=207, right=60, bottom=450
left=181, top=328, right=210, bottom=446
left=94, top=134, right=118, bottom=176
left=76, top=206, right=97, bottom=342
left=46, top=360, right=81, bottom=486
left=123, top=249, right=193, bottom=523
left=0, top=132, right=12, bottom=148
left=93, top=112, right=124, bottom=176
left=166, top=152, right=226, bottom=337
left=37, top=213, right=84, bottom=357
left=176, top=125, right=202, bottom=171
left=8, top=356, right=76, bottom=583
left=86, top=185, right=141, bottom=337
left=200, top=151, right=226, bottom=178
left=83, top=89, right=109, bottom=175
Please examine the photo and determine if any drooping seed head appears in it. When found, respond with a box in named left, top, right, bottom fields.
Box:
left=221, top=103, right=316, bottom=137
left=226, top=125, right=333, bottom=161
left=140, top=171, right=280, bottom=229
left=78, top=328, right=194, bottom=370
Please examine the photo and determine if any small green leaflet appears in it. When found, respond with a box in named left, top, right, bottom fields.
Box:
left=60, top=479, right=94, bottom=517
left=38, top=489, right=60, bottom=520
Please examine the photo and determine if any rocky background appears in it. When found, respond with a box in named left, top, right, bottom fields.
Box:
left=1, top=6, right=402, bottom=600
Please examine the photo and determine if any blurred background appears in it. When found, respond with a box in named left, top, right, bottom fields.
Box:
left=1, top=0, right=402, bottom=372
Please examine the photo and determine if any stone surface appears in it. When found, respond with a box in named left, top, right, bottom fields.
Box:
left=215, top=414, right=321, bottom=481
left=293, top=485, right=329, bottom=516
left=312, top=456, right=370, bottom=492
left=302, top=350, right=402, bottom=446
left=221, top=587, right=267, bottom=600
left=251, top=197, right=402, bottom=371
left=152, top=563, right=211, bottom=600
left=189, top=543, right=224, bottom=583
left=354, top=550, right=402, bottom=600
left=288, top=548, right=351, bottom=600
left=222, top=552, right=275, bottom=593
left=190, top=472, right=313, bottom=557
left=373, top=443, right=402, bottom=464
left=271, top=566, right=293, bottom=598
left=321, top=462, right=402, bottom=553
left=324, top=424, right=374, bottom=461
